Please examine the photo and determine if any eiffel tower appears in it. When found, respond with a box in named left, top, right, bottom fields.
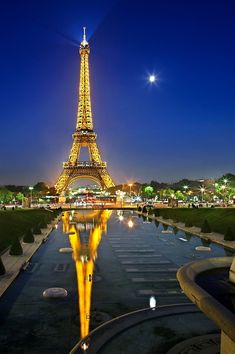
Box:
left=55, top=28, right=115, bottom=194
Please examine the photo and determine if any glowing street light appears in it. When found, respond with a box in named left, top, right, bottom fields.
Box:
left=200, top=187, right=205, bottom=201
left=128, top=219, right=134, bottom=228
left=29, top=186, right=34, bottom=208
left=119, top=215, right=124, bottom=221
left=128, top=183, right=133, bottom=196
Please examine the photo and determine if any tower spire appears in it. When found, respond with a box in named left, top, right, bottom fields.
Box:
left=81, top=26, right=88, bottom=47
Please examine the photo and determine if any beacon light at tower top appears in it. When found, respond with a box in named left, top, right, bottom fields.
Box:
left=81, top=27, right=88, bottom=47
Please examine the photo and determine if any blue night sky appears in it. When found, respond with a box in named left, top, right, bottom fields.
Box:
left=0, top=0, right=235, bottom=186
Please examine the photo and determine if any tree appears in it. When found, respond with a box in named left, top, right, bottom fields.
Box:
left=163, top=224, right=168, bottom=231
left=15, top=192, right=24, bottom=203
left=143, top=185, right=154, bottom=198
left=161, top=188, right=175, bottom=199
left=224, top=227, right=235, bottom=241
left=154, top=209, right=160, bottom=217
left=9, top=237, right=23, bottom=256
left=33, top=224, right=41, bottom=235
left=175, top=190, right=186, bottom=201
left=185, top=219, right=193, bottom=227
left=201, top=238, right=211, bottom=247
left=34, top=182, right=49, bottom=192
left=0, top=257, right=6, bottom=275
left=40, top=219, right=48, bottom=229
left=142, top=205, right=148, bottom=214
left=0, top=187, right=13, bottom=204
left=155, top=220, right=159, bottom=228
left=201, top=219, right=211, bottom=233
left=23, top=229, right=34, bottom=243
left=48, top=186, right=57, bottom=195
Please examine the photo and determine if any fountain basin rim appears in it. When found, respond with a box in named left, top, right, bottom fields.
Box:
left=177, top=256, right=235, bottom=342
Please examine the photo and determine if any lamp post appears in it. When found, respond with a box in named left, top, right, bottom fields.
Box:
left=221, top=185, right=226, bottom=202
left=200, top=187, right=205, bottom=202
left=29, top=186, right=34, bottom=208
left=128, top=183, right=133, bottom=196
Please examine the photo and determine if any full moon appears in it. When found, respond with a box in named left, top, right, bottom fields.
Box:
left=149, top=74, right=156, bottom=83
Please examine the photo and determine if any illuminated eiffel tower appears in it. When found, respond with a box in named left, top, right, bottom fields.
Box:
left=55, top=28, right=115, bottom=194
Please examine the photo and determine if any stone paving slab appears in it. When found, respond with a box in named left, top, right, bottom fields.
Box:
left=117, top=254, right=162, bottom=258
left=137, top=289, right=182, bottom=296
left=113, top=249, right=155, bottom=253
left=121, top=260, right=171, bottom=265
left=131, top=277, right=177, bottom=282
left=125, top=268, right=178, bottom=273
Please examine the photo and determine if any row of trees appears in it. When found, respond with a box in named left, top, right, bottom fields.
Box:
left=1, top=173, right=235, bottom=204
left=118, top=173, right=235, bottom=202
left=0, top=210, right=60, bottom=275
left=0, top=182, right=56, bottom=205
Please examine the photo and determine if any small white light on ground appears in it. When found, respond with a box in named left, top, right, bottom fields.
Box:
left=43, top=288, right=68, bottom=298
left=119, top=215, right=124, bottom=221
left=195, top=246, right=211, bottom=252
left=128, top=219, right=134, bottom=228
left=59, top=248, right=73, bottom=253
left=149, top=296, right=156, bottom=310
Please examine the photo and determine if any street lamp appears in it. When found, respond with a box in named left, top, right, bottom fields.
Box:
left=221, top=185, right=226, bottom=202
left=200, top=187, right=205, bottom=202
left=128, top=183, right=133, bottom=196
left=29, top=186, right=34, bottom=208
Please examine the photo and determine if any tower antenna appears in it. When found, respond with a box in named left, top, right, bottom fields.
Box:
left=81, top=26, right=88, bottom=46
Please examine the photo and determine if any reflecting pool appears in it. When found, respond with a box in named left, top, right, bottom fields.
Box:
left=0, top=210, right=234, bottom=354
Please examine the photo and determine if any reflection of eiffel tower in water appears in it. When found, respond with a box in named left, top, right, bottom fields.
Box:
left=62, top=210, right=112, bottom=339
left=55, top=28, right=115, bottom=193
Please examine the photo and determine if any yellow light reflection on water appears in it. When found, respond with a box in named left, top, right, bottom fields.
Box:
left=62, top=210, right=112, bottom=339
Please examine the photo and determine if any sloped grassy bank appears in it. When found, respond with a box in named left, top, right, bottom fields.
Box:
left=0, top=209, right=60, bottom=253
left=147, top=207, right=235, bottom=237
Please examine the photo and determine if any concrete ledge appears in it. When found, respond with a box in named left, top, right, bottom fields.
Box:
left=177, top=257, right=235, bottom=343
left=69, top=303, right=199, bottom=354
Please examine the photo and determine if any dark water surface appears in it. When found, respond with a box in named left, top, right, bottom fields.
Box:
left=0, top=210, right=233, bottom=353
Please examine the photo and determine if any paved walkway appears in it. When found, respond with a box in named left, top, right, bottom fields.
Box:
left=0, top=217, right=59, bottom=297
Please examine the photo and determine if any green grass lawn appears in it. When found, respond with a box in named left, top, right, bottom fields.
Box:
left=150, top=208, right=235, bottom=236
left=0, top=209, right=57, bottom=253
